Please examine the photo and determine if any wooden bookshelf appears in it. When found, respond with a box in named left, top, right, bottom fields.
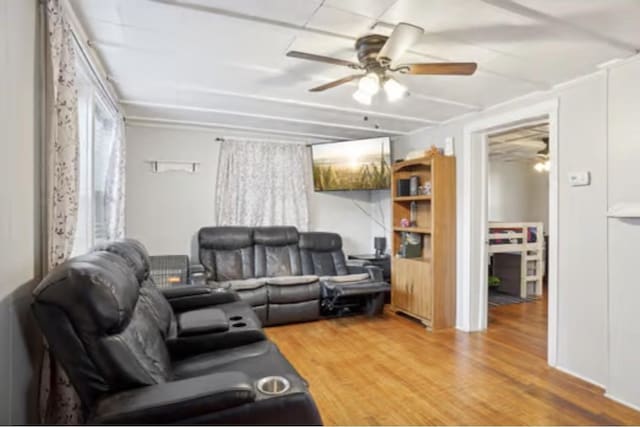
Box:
left=390, top=152, right=456, bottom=330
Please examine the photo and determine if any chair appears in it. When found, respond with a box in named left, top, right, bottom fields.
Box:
left=299, top=232, right=390, bottom=316
left=254, top=227, right=321, bottom=325
left=93, top=239, right=266, bottom=356
left=31, top=251, right=322, bottom=424
left=198, top=227, right=268, bottom=324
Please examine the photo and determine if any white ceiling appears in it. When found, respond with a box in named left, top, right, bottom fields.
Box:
left=69, top=0, right=640, bottom=143
left=489, top=122, right=548, bottom=161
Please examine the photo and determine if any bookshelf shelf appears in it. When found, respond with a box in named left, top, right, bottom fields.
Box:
left=393, top=195, right=432, bottom=202
left=393, top=227, right=431, bottom=234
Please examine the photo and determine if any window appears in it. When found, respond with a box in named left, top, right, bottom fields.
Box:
left=71, top=45, right=119, bottom=255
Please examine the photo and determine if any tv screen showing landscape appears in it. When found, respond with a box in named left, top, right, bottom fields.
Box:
left=312, top=137, right=391, bottom=191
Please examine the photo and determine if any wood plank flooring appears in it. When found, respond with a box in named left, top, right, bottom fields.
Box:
left=266, top=299, right=640, bottom=425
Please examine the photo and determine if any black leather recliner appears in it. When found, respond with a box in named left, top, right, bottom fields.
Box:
left=254, top=227, right=321, bottom=326
left=93, top=239, right=267, bottom=356
left=199, top=227, right=269, bottom=324
left=299, top=232, right=390, bottom=316
left=32, top=251, right=322, bottom=424
left=199, top=227, right=322, bottom=326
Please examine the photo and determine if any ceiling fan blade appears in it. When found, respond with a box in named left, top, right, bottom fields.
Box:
left=377, top=22, right=424, bottom=64
left=309, top=74, right=362, bottom=92
left=400, top=62, right=478, bottom=75
left=287, top=51, right=361, bottom=69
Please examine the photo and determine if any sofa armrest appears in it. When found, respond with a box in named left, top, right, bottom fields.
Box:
left=90, top=372, right=255, bottom=424
left=346, top=262, right=384, bottom=282
left=161, top=285, right=240, bottom=312
left=189, top=263, right=207, bottom=286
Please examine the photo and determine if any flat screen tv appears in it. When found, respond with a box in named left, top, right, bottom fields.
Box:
left=311, top=137, right=391, bottom=191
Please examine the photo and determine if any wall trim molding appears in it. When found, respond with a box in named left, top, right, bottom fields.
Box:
left=121, top=100, right=406, bottom=136
left=125, top=117, right=331, bottom=143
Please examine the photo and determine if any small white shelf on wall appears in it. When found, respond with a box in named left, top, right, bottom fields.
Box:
left=607, top=203, right=640, bottom=219
left=146, top=160, right=200, bottom=173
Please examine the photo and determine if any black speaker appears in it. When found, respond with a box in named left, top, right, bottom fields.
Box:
left=397, top=179, right=410, bottom=197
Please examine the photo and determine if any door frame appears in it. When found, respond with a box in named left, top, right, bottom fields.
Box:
left=459, top=99, right=559, bottom=366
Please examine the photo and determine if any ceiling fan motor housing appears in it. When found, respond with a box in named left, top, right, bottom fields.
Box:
left=355, top=34, right=388, bottom=67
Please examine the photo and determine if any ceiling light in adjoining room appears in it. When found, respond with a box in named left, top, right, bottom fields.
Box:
left=534, top=159, right=550, bottom=172
left=383, top=77, right=407, bottom=102
left=352, top=88, right=372, bottom=105
left=358, top=72, right=380, bottom=95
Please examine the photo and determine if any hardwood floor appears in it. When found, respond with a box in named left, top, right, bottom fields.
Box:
left=266, top=299, right=640, bottom=425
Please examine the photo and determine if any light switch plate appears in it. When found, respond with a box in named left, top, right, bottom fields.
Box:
left=568, top=171, right=590, bottom=186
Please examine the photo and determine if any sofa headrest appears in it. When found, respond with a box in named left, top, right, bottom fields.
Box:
left=199, top=226, right=254, bottom=250
left=93, top=239, right=149, bottom=282
left=299, top=232, right=343, bottom=252
left=33, top=252, right=139, bottom=335
left=254, top=226, right=299, bottom=246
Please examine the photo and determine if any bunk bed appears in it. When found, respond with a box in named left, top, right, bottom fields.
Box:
left=488, top=222, right=545, bottom=299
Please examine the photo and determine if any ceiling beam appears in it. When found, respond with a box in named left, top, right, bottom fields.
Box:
left=126, top=116, right=350, bottom=141
left=108, top=75, right=441, bottom=124
left=480, top=0, right=639, bottom=54
left=148, top=0, right=550, bottom=90
left=121, top=100, right=409, bottom=135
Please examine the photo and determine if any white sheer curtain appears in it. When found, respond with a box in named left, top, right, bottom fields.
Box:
left=215, top=139, right=312, bottom=230
left=105, top=116, right=126, bottom=240
left=41, top=0, right=83, bottom=424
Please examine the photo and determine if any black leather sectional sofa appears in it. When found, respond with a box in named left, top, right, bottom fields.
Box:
left=32, top=239, right=322, bottom=424
left=198, top=226, right=390, bottom=326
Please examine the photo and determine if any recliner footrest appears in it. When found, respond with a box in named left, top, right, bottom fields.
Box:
left=331, top=281, right=390, bottom=297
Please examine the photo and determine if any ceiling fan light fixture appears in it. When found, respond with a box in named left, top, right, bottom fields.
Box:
left=358, top=72, right=380, bottom=95
left=383, top=77, right=407, bottom=102
left=352, top=88, right=372, bottom=105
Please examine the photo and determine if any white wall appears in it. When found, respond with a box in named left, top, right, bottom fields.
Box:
left=395, top=58, right=640, bottom=408
left=0, top=0, right=42, bottom=423
left=488, top=159, right=549, bottom=230
left=606, top=57, right=640, bottom=410
left=126, top=125, right=221, bottom=258
left=126, top=124, right=390, bottom=257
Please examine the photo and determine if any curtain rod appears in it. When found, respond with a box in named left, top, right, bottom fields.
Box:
left=61, top=0, right=122, bottom=117
left=215, top=136, right=312, bottom=145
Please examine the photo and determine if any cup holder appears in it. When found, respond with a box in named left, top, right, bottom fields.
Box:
left=229, top=315, right=243, bottom=321
left=256, top=376, right=290, bottom=395
left=231, top=322, right=247, bottom=328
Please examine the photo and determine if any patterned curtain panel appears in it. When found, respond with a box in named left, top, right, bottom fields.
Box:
left=105, top=116, right=126, bottom=240
left=215, top=139, right=312, bottom=230
left=40, top=0, right=83, bottom=423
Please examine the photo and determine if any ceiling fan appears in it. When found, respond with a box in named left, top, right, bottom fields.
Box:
left=286, top=22, right=478, bottom=105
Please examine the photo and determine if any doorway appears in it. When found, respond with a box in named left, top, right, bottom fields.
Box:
left=487, top=123, right=549, bottom=307
left=485, top=123, right=550, bottom=358
left=459, top=100, right=559, bottom=366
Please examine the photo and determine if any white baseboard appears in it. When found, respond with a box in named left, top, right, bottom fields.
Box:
left=604, top=393, right=640, bottom=412
left=556, top=366, right=640, bottom=413
left=554, top=365, right=606, bottom=389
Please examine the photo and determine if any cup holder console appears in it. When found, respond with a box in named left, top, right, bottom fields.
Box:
left=256, top=376, right=290, bottom=395
left=231, top=322, right=247, bottom=328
